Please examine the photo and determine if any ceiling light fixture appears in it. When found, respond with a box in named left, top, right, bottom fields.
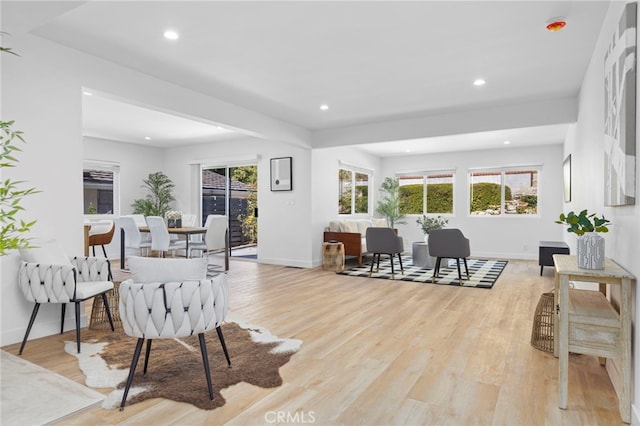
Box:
left=163, top=30, right=179, bottom=40
left=320, top=104, right=329, bottom=111
left=473, top=79, right=486, bottom=86
left=546, top=18, right=567, bottom=32
left=82, top=91, right=93, bottom=96
left=504, top=140, right=511, bottom=145
left=144, top=136, right=151, bottom=140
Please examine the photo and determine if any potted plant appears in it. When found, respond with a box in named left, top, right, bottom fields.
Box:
left=556, top=209, right=610, bottom=269
left=375, top=177, right=406, bottom=228
left=131, top=171, right=176, bottom=217
left=416, top=215, right=448, bottom=242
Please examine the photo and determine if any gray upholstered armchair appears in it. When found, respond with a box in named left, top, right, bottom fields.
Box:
left=365, top=227, right=404, bottom=276
left=428, top=228, right=471, bottom=284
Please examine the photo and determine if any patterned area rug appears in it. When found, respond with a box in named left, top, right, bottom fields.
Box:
left=338, top=256, right=508, bottom=289
left=66, top=317, right=302, bottom=410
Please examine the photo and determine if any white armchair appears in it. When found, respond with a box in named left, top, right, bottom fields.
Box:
left=18, top=240, right=115, bottom=354
left=118, top=256, right=231, bottom=410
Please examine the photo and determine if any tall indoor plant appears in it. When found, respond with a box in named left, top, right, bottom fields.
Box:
left=131, top=171, right=176, bottom=217
left=556, top=209, right=610, bottom=269
left=375, top=177, right=406, bottom=228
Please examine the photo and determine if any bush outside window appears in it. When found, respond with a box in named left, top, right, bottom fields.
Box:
left=339, top=168, right=369, bottom=214
left=469, top=168, right=538, bottom=216
left=399, top=172, right=453, bottom=215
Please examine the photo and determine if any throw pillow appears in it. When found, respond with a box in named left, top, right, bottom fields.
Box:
left=371, top=218, right=387, bottom=227
left=19, top=239, right=73, bottom=266
left=128, top=256, right=208, bottom=284
left=343, top=220, right=360, bottom=233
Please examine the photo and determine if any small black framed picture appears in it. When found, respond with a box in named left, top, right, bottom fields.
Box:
left=270, top=157, right=292, bottom=191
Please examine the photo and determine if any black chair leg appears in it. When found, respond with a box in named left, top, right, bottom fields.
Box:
left=74, top=302, right=81, bottom=353
left=61, top=303, right=66, bottom=334
left=143, top=339, right=153, bottom=374
left=463, top=258, right=469, bottom=279
left=397, top=253, right=404, bottom=274
left=92, top=246, right=96, bottom=257
left=456, top=259, right=463, bottom=285
left=120, top=338, right=144, bottom=410
left=102, top=244, right=108, bottom=258
left=389, top=254, right=395, bottom=275
left=376, top=253, right=381, bottom=271
left=19, top=303, right=40, bottom=355
left=369, top=254, right=376, bottom=274
left=432, top=257, right=441, bottom=282
left=101, top=293, right=115, bottom=331
left=216, top=326, right=232, bottom=367
left=198, top=333, right=214, bottom=401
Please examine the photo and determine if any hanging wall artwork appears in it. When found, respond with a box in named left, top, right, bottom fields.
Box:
left=604, top=2, right=637, bottom=206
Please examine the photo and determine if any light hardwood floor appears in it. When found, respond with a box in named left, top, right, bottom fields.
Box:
left=2, top=258, right=625, bottom=425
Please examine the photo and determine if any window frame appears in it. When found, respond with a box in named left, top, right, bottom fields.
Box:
left=338, top=163, right=372, bottom=215
left=83, top=160, right=120, bottom=216
left=397, top=169, right=455, bottom=217
left=468, top=165, right=541, bottom=217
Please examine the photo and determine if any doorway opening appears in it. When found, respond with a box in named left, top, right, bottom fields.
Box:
left=201, top=165, right=258, bottom=260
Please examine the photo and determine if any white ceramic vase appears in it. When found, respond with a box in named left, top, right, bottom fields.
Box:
left=577, top=232, right=605, bottom=269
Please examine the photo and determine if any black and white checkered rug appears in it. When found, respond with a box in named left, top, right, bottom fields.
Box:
left=338, top=256, right=508, bottom=289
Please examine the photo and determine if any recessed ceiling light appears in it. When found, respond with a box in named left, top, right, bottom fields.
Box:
left=473, top=79, right=486, bottom=86
left=504, top=140, right=511, bottom=145
left=144, top=136, right=151, bottom=140
left=320, top=104, right=329, bottom=111
left=163, top=30, right=179, bottom=40
left=82, top=91, right=93, bottom=96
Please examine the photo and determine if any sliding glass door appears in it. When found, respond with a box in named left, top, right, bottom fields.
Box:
left=201, top=165, right=257, bottom=258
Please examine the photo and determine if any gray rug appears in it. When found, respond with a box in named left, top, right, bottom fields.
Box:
left=338, top=256, right=507, bottom=289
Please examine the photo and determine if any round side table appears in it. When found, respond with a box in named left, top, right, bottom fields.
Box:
left=412, top=241, right=434, bottom=268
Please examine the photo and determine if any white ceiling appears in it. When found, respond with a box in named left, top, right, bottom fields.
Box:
left=5, top=1, right=610, bottom=155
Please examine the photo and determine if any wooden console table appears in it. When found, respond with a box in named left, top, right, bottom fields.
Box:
left=553, top=254, right=635, bottom=423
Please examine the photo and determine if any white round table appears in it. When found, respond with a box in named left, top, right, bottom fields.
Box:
left=412, top=241, right=434, bottom=268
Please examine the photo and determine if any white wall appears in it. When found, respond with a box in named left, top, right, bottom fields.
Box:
left=380, top=145, right=565, bottom=260
left=566, top=1, right=640, bottom=420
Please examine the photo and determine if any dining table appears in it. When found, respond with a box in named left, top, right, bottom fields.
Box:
left=120, top=226, right=207, bottom=269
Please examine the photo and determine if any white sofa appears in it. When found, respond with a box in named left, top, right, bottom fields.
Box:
left=323, top=218, right=387, bottom=266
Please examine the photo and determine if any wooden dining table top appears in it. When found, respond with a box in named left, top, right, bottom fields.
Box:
left=138, top=226, right=207, bottom=235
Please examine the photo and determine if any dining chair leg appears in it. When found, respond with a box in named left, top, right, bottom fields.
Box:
left=19, top=303, right=40, bottom=355
left=143, top=339, right=153, bottom=374
left=61, top=303, right=66, bottom=334
left=389, top=254, right=395, bottom=275
left=198, top=333, right=215, bottom=400
left=120, top=337, right=145, bottom=410
left=216, top=326, right=232, bottom=368
left=463, top=258, right=469, bottom=279
left=101, top=293, right=115, bottom=331
left=397, top=253, right=404, bottom=274
left=74, top=301, right=82, bottom=353
left=101, top=244, right=108, bottom=258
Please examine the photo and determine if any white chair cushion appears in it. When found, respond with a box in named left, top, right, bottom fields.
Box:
left=19, top=239, right=73, bottom=267
left=371, top=218, right=387, bottom=227
left=75, top=281, right=114, bottom=300
left=128, top=256, right=208, bottom=283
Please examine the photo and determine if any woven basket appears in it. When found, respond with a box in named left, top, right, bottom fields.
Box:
left=530, top=292, right=554, bottom=353
left=89, top=282, right=122, bottom=330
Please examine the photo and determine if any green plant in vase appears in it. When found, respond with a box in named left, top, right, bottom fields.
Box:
left=556, top=209, right=610, bottom=269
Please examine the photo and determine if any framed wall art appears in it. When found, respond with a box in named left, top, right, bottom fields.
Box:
left=604, top=2, right=636, bottom=206
left=270, top=157, right=292, bottom=191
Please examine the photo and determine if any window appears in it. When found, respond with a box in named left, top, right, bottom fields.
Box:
left=469, top=167, right=539, bottom=216
left=83, top=162, right=120, bottom=215
left=399, top=171, right=454, bottom=215
left=338, top=167, right=370, bottom=214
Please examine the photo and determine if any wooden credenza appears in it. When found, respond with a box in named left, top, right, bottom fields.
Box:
left=553, top=254, right=635, bottom=423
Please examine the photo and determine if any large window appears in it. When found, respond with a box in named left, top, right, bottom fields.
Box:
left=83, top=161, right=119, bottom=214
left=338, top=167, right=370, bottom=214
left=399, top=171, right=454, bottom=215
left=469, top=167, right=539, bottom=216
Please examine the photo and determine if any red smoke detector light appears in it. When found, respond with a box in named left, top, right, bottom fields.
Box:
left=546, top=19, right=567, bottom=32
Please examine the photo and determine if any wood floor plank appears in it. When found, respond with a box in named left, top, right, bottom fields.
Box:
left=1, top=258, right=626, bottom=425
